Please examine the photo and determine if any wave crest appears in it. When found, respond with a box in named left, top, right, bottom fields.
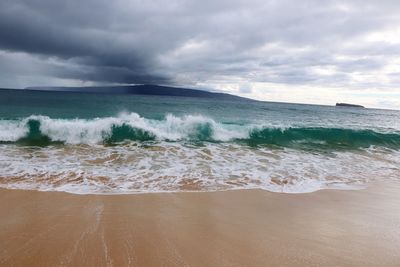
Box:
left=0, top=113, right=399, bottom=149
left=0, top=113, right=246, bottom=145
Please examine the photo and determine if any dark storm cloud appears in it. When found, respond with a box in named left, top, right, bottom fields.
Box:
left=1, top=0, right=400, bottom=91
left=0, top=0, right=173, bottom=84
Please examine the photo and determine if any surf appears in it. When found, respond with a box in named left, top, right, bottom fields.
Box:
left=0, top=112, right=400, bottom=150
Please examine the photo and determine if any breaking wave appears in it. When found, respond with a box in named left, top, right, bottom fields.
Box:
left=0, top=112, right=400, bottom=149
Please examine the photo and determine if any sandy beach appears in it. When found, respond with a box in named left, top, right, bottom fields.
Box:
left=0, top=183, right=399, bottom=266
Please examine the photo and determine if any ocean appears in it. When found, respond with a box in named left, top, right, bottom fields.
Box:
left=0, top=89, right=399, bottom=194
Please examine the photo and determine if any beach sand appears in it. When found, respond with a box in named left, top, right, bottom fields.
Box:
left=0, top=183, right=400, bottom=266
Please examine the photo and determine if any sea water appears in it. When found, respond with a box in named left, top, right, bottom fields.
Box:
left=0, top=89, right=399, bottom=194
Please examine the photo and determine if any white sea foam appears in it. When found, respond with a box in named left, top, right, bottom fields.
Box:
left=0, top=120, right=29, bottom=141
left=0, top=113, right=250, bottom=144
left=0, top=143, right=398, bottom=194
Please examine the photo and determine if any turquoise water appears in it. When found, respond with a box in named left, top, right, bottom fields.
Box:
left=0, top=89, right=399, bottom=194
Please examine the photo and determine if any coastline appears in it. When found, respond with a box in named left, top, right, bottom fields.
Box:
left=0, top=182, right=399, bottom=266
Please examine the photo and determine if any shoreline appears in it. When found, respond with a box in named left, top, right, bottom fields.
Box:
left=0, top=182, right=368, bottom=196
left=1, top=182, right=400, bottom=266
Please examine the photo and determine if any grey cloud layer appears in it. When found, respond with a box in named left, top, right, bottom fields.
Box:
left=1, top=0, right=400, bottom=90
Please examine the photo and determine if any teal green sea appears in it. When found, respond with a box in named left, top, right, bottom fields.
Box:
left=0, top=89, right=399, bottom=194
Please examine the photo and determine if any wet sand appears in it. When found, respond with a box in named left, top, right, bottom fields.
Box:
left=0, top=183, right=400, bottom=266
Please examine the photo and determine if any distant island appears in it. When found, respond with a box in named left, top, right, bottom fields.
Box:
left=336, top=103, right=365, bottom=108
left=25, top=84, right=249, bottom=101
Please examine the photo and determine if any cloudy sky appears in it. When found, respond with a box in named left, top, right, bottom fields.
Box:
left=1, top=0, right=400, bottom=109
